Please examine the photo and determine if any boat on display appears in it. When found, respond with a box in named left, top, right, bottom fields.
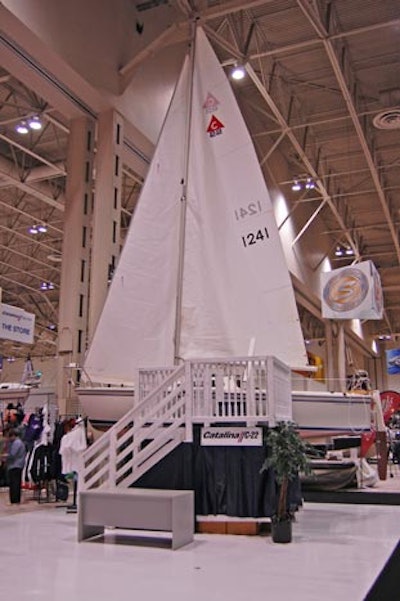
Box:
left=0, top=381, right=31, bottom=406
left=77, top=26, right=371, bottom=438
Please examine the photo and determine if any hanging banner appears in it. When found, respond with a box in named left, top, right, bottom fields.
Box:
left=0, top=303, right=35, bottom=344
left=386, top=349, right=400, bottom=375
left=201, top=426, right=263, bottom=446
left=321, top=260, right=383, bottom=320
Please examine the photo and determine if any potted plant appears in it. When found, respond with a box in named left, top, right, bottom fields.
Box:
left=261, top=420, right=312, bottom=543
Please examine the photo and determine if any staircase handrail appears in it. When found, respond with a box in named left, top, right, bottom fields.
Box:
left=82, top=364, right=186, bottom=489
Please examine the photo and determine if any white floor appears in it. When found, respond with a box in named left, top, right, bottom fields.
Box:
left=0, top=502, right=399, bottom=600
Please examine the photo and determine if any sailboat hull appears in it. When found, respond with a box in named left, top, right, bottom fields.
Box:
left=77, top=387, right=134, bottom=428
left=292, top=390, right=371, bottom=440
left=77, top=386, right=371, bottom=435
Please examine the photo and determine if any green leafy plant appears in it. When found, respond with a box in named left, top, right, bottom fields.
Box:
left=261, top=421, right=312, bottom=522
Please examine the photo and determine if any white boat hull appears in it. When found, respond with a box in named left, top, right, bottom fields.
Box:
left=78, top=385, right=371, bottom=436
left=0, top=384, right=30, bottom=406
left=77, top=387, right=134, bottom=427
left=292, top=390, right=371, bottom=439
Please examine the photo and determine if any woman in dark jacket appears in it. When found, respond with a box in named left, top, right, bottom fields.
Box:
left=4, top=428, right=27, bottom=504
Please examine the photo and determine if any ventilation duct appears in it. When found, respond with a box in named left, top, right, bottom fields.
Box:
left=373, top=89, right=400, bottom=130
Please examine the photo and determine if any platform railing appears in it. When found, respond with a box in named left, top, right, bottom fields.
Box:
left=81, top=356, right=292, bottom=490
left=137, top=355, right=292, bottom=425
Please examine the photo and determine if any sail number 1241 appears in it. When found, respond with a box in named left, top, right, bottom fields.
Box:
left=241, top=227, right=270, bottom=248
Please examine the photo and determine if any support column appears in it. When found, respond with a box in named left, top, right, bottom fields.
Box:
left=324, top=320, right=336, bottom=392
left=337, top=322, right=347, bottom=392
left=89, top=109, right=124, bottom=342
left=57, top=117, right=95, bottom=415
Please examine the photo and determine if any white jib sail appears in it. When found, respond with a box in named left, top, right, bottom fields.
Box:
left=84, top=27, right=307, bottom=385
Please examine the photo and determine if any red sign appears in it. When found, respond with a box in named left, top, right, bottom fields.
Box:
left=207, top=115, right=224, bottom=137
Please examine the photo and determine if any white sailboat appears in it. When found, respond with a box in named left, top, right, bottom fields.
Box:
left=79, top=26, right=307, bottom=421
left=78, top=27, right=370, bottom=439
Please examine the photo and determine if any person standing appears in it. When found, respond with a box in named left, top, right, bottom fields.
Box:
left=5, top=429, right=27, bottom=505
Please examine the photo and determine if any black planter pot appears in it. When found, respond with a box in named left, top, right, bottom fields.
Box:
left=271, top=518, right=292, bottom=543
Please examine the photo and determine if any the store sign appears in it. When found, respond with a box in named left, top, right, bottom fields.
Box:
left=321, top=260, right=383, bottom=320
left=0, top=303, right=35, bottom=344
left=200, top=426, right=263, bottom=446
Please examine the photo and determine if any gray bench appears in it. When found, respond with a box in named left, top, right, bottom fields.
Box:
left=78, top=487, right=194, bottom=550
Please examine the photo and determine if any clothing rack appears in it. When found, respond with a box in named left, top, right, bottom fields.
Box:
left=56, top=417, right=87, bottom=514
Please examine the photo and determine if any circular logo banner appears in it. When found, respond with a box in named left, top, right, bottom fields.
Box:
left=323, top=268, right=369, bottom=313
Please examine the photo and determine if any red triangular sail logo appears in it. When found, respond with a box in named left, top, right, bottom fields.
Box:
left=207, top=114, right=224, bottom=137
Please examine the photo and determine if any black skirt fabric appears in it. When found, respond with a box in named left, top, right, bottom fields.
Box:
left=133, top=425, right=301, bottom=518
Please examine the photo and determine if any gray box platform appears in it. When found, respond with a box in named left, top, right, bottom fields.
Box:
left=78, top=487, right=194, bottom=550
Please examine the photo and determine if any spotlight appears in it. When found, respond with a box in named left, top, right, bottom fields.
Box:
left=335, top=245, right=355, bottom=257
left=291, top=180, right=301, bottom=192
left=29, top=224, right=47, bottom=234
left=16, top=121, right=29, bottom=134
left=231, top=65, right=246, bottom=80
left=305, top=177, right=315, bottom=190
left=28, top=115, right=42, bottom=130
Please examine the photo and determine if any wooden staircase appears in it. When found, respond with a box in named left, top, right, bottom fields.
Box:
left=81, top=364, right=189, bottom=489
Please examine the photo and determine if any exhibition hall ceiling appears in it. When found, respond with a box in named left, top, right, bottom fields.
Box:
left=0, top=0, right=399, bottom=359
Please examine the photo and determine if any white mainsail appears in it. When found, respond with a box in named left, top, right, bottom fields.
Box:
left=84, top=27, right=308, bottom=386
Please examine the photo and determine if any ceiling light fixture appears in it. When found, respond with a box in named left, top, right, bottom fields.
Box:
left=231, top=64, right=246, bottom=80
left=291, top=176, right=316, bottom=191
left=40, top=281, right=55, bottom=291
left=16, top=121, right=29, bottom=134
left=335, top=245, right=354, bottom=257
left=47, top=253, right=62, bottom=263
left=378, top=334, right=392, bottom=341
left=16, top=115, right=43, bottom=134
left=29, top=223, right=47, bottom=234
left=27, top=115, right=42, bottom=130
